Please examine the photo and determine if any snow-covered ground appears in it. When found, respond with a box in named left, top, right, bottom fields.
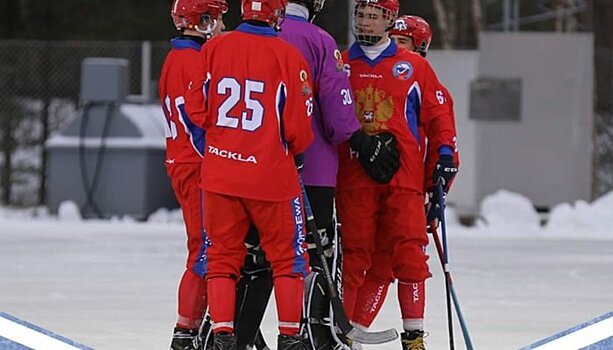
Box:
left=1, top=190, right=612, bottom=349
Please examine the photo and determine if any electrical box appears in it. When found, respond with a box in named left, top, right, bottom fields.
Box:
left=80, top=58, right=129, bottom=103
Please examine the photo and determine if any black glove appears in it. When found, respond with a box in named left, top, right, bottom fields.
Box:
left=426, top=188, right=444, bottom=224
left=349, top=130, right=400, bottom=184
left=294, top=154, right=305, bottom=173
left=433, top=154, right=458, bottom=190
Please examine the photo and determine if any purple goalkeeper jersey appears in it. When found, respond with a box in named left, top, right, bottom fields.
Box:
left=280, top=15, right=360, bottom=187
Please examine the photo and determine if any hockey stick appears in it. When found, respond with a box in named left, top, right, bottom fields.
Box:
left=254, top=330, right=271, bottom=350
left=429, top=225, right=475, bottom=350
left=435, top=181, right=455, bottom=350
left=433, top=181, right=474, bottom=350
left=300, top=179, right=399, bottom=344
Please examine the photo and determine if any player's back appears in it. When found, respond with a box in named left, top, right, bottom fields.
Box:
left=279, top=14, right=360, bottom=187
left=194, top=24, right=314, bottom=201
left=279, top=16, right=328, bottom=82
left=159, top=38, right=205, bottom=164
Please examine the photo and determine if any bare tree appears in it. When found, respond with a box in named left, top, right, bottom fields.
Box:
left=446, top=0, right=458, bottom=47
left=552, top=0, right=578, bottom=32
left=432, top=0, right=452, bottom=49
left=564, top=0, right=578, bottom=32
left=472, top=0, right=483, bottom=34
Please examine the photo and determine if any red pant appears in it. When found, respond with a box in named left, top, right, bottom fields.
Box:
left=337, top=186, right=430, bottom=318
left=166, top=162, right=208, bottom=328
left=353, top=255, right=427, bottom=327
left=203, top=191, right=309, bottom=279
left=203, top=191, right=309, bottom=334
left=167, top=162, right=208, bottom=275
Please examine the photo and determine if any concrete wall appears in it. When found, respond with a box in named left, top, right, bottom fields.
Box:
left=426, top=32, right=594, bottom=214
left=475, top=32, right=594, bottom=208
left=428, top=50, right=480, bottom=215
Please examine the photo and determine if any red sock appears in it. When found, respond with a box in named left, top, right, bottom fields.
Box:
left=352, top=278, right=390, bottom=328
left=398, top=281, right=425, bottom=321
left=176, top=270, right=207, bottom=329
left=207, top=277, right=236, bottom=334
left=274, top=276, right=303, bottom=335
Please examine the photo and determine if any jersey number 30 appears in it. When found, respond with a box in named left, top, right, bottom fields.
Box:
left=217, top=77, right=264, bottom=131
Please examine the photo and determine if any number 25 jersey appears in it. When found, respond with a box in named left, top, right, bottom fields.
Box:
left=185, top=24, right=314, bottom=201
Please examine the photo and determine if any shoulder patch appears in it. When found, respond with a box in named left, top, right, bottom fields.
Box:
left=334, top=49, right=342, bottom=61
left=334, top=49, right=344, bottom=72
left=299, top=70, right=312, bottom=96
left=300, top=70, right=308, bottom=82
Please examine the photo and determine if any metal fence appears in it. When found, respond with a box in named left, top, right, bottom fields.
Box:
left=0, top=40, right=171, bottom=206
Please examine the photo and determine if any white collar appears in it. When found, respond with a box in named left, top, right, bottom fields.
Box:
left=286, top=3, right=309, bottom=20
left=360, top=38, right=391, bottom=60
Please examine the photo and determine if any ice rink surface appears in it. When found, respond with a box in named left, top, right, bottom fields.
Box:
left=1, top=216, right=612, bottom=349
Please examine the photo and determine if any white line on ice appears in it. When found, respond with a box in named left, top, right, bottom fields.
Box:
left=530, top=317, right=613, bottom=350
left=0, top=316, right=84, bottom=350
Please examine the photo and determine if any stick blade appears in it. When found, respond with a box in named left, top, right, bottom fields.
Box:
left=346, top=327, right=399, bottom=344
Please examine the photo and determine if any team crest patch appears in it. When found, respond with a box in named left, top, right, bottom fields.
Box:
left=301, top=83, right=312, bottom=96
left=299, top=70, right=312, bottom=95
left=393, top=61, right=413, bottom=80
left=334, top=49, right=344, bottom=72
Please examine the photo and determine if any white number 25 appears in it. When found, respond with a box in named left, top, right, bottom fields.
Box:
left=217, top=77, right=264, bottom=132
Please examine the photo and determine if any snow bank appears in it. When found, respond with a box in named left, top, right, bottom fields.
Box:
left=2, top=189, right=613, bottom=239
left=147, top=207, right=184, bottom=224
left=474, top=189, right=541, bottom=234
left=545, top=191, right=613, bottom=237
left=0, top=205, right=50, bottom=220
left=58, top=201, right=82, bottom=222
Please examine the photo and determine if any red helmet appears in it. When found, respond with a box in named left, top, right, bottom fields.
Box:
left=171, top=0, right=228, bottom=32
left=241, top=0, right=289, bottom=28
left=354, top=0, right=399, bottom=17
left=352, top=0, right=400, bottom=46
left=390, top=15, right=433, bottom=55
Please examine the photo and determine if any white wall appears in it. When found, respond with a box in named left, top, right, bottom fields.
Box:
left=475, top=32, right=594, bottom=208
left=428, top=50, right=480, bottom=215
left=425, top=32, right=594, bottom=215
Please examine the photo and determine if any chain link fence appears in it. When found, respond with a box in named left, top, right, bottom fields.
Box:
left=0, top=40, right=171, bottom=206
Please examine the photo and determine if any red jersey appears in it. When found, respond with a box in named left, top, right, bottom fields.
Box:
left=185, top=24, right=314, bottom=201
left=338, top=42, right=456, bottom=192
left=422, top=84, right=460, bottom=191
left=159, top=37, right=206, bottom=164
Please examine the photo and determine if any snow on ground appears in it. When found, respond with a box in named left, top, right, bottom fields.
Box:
left=1, top=191, right=612, bottom=349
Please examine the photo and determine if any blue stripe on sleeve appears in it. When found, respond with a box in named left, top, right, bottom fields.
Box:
left=177, top=103, right=206, bottom=156
left=405, top=87, right=421, bottom=144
